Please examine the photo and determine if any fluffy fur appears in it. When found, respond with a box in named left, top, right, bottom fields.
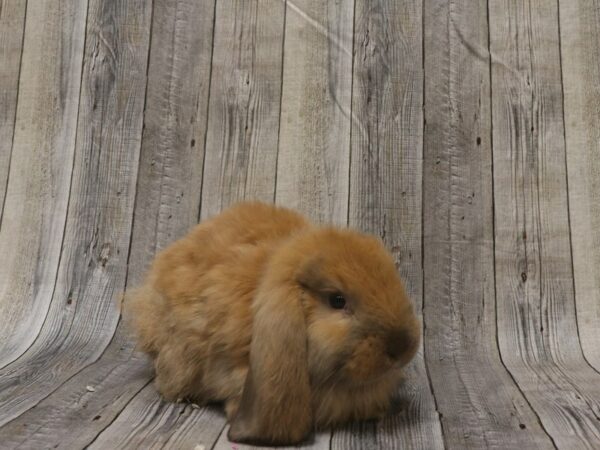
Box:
left=124, top=201, right=420, bottom=445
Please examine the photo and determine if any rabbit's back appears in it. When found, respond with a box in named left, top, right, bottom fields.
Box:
left=125, top=202, right=309, bottom=402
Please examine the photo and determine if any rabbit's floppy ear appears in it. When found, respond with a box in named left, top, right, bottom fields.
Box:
left=228, top=281, right=313, bottom=445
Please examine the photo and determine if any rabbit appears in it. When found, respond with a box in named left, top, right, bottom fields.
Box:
left=124, top=201, right=420, bottom=445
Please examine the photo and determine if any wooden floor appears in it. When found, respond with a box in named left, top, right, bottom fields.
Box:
left=1, top=0, right=600, bottom=448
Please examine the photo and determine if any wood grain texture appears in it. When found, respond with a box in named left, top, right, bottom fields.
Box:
left=0, top=0, right=26, bottom=223
left=335, top=1, right=444, bottom=448
left=88, top=385, right=225, bottom=450
left=200, top=0, right=285, bottom=220
left=490, top=0, right=600, bottom=447
left=275, top=0, right=354, bottom=225
left=0, top=336, right=153, bottom=448
left=423, top=1, right=554, bottom=448
left=0, top=0, right=87, bottom=368
left=0, top=0, right=152, bottom=427
left=559, top=0, right=600, bottom=371
left=2, top=0, right=600, bottom=448
left=16, top=0, right=219, bottom=446
left=127, top=0, right=216, bottom=281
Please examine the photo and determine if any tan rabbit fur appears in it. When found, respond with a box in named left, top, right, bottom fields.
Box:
left=125, top=201, right=420, bottom=445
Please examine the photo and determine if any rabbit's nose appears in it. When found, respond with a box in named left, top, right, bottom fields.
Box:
left=386, top=328, right=417, bottom=361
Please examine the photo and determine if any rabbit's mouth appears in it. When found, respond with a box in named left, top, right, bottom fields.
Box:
left=345, top=360, right=404, bottom=387
left=308, top=332, right=407, bottom=388
left=328, top=336, right=397, bottom=385
left=311, top=365, right=404, bottom=428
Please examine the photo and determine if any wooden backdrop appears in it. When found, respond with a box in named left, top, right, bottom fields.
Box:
left=0, top=0, right=599, bottom=448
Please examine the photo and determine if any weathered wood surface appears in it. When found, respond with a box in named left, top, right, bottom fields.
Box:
left=423, top=1, right=555, bottom=448
left=0, top=0, right=87, bottom=369
left=0, top=326, right=153, bottom=448
left=22, top=0, right=218, bottom=447
left=128, top=0, right=216, bottom=265
left=559, top=0, right=600, bottom=372
left=2, top=0, right=600, bottom=448
left=0, top=0, right=26, bottom=223
left=88, top=385, right=225, bottom=449
left=337, top=0, right=444, bottom=449
left=200, top=0, right=285, bottom=220
left=0, top=0, right=152, bottom=430
left=275, top=0, right=354, bottom=225
left=490, top=0, right=600, bottom=448
left=0, top=0, right=216, bottom=446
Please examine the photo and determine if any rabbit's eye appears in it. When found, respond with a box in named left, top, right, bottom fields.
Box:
left=329, top=293, right=346, bottom=309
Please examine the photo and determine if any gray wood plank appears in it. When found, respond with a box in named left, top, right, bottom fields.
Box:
left=558, top=0, right=600, bottom=371
left=334, top=1, right=444, bottom=448
left=275, top=0, right=354, bottom=225
left=490, top=1, right=600, bottom=448
left=88, top=385, right=225, bottom=450
left=0, top=0, right=26, bottom=223
left=127, top=0, right=216, bottom=279
left=3, top=1, right=600, bottom=449
left=0, top=0, right=218, bottom=446
left=0, top=334, right=152, bottom=449
left=200, top=0, right=285, bottom=220
left=0, top=0, right=151, bottom=426
left=0, top=0, right=87, bottom=368
left=422, top=0, right=555, bottom=448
